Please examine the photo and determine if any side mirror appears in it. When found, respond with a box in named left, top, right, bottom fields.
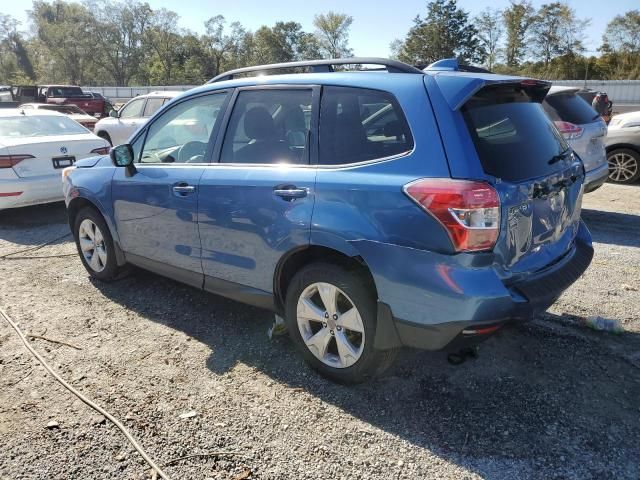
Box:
left=109, top=109, right=119, bottom=118
left=110, top=144, right=134, bottom=167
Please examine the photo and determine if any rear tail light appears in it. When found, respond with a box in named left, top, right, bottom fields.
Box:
left=0, top=191, right=23, bottom=197
left=0, top=154, right=35, bottom=168
left=91, top=146, right=110, bottom=155
left=404, top=178, right=500, bottom=252
left=84, top=122, right=96, bottom=129
left=554, top=121, right=584, bottom=140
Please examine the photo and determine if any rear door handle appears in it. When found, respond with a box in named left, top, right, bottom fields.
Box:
left=273, top=186, right=308, bottom=200
left=172, top=183, right=196, bottom=195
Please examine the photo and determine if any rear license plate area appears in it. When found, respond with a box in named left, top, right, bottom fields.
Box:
left=52, top=156, right=75, bottom=169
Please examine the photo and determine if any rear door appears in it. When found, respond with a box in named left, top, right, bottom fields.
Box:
left=458, top=84, right=585, bottom=274
left=111, top=91, right=229, bottom=282
left=198, top=86, right=318, bottom=294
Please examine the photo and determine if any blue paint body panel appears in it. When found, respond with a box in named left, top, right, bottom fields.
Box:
left=65, top=66, right=593, bottom=351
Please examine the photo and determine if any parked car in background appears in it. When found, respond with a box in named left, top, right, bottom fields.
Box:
left=86, top=92, right=115, bottom=117
left=543, top=86, right=609, bottom=192
left=605, top=111, right=640, bottom=184
left=12, top=85, right=107, bottom=118
left=18, top=103, right=98, bottom=130
left=0, top=109, right=109, bottom=210
left=576, top=89, right=613, bottom=122
left=93, top=91, right=181, bottom=145
left=64, top=58, right=593, bottom=383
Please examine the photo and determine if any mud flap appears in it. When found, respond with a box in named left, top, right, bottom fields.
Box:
left=374, top=301, right=402, bottom=350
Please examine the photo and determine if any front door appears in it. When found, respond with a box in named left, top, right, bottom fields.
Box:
left=112, top=91, right=230, bottom=285
left=198, top=87, right=318, bottom=295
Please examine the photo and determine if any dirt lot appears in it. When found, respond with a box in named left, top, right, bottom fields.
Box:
left=0, top=183, right=639, bottom=480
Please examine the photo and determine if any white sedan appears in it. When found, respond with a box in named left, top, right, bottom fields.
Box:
left=19, top=103, right=99, bottom=130
left=0, top=109, right=110, bottom=210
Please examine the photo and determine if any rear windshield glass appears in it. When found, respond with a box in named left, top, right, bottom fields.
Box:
left=48, top=87, right=84, bottom=97
left=462, top=86, right=569, bottom=182
left=0, top=115, right=88, bottom=137
left=543, top=93, right=598, bottom=124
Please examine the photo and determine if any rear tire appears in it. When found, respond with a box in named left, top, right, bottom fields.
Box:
left=97, top=131, right=112, bottom=146
left=285, top=262, right=397, bottom=384
left=73, top=207, right=124, bottom=281
left=607, top=148, right=640, bottom=184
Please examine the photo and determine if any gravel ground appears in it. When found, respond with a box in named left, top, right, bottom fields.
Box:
left=0, top=183, right=639, bottom=480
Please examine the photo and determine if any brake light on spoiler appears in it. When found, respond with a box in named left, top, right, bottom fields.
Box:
left=0, top=154, right=35, bottom=168
left=404, top=178, right=501, bottom=252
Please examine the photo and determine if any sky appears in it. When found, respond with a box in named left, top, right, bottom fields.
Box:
left=4, top=0, right=638, bottom=56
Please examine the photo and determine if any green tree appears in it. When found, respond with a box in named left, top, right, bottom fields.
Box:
left=600, top=10, right=640, bottom=79
left=30, top=1, right=96, bottom=84
left=474, top=8, right=503, bottom=70
left=145, top=8, right=184, bottom=84
left=529, top=3, right=589, bottom=68
left=395, top=0, right=483, bottom=66
left=84, top=0, right=152, bottom=86
left=502, top=0, right=534, bottom=67
left=313, top=11, right=353, bottom=58
left=0, top=14, right=35, bottom=82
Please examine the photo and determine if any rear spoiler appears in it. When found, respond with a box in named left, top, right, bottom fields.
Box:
left=423, top=59, right=551, bottom=110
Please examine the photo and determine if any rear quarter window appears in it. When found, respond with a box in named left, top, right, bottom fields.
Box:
left=319, top=86, right=413, bottom=165
left=543, top=93, right=598, bottom=124
left=462, top=85, right=570, bottom=182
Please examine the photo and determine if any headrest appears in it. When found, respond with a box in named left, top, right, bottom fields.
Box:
left=244, top=106, right=275, bottom=140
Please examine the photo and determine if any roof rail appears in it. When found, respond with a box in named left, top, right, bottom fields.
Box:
left=208, top=57, right=424, bottom=83
left=424, top=58, right=493, bottom=74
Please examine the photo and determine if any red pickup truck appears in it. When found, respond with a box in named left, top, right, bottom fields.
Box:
left=11, top=85, right=110, bottom=118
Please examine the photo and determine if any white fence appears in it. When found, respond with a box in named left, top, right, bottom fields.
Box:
left=84, top=80, right=640, bottom=104
left=81, top=85, right=195, bottom=103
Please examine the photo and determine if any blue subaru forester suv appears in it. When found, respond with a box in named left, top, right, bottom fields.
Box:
left=64, top=58, right=593, bottom=383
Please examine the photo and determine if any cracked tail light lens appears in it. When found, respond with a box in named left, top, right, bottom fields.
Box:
left=404, top=178, right=501, bottom=252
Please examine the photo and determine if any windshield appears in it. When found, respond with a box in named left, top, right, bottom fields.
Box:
left=39, top=104, right=86, bottom=115
left=0, top=115, right=88, bottom=137
left=462, top=85, right=569, bottom=182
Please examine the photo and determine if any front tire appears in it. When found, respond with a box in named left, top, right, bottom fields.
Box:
left=607, top=148, right=640, bottom=184
left=285, top=262, right=397, bottom=384
left=73, top=207, right=123, bottom=281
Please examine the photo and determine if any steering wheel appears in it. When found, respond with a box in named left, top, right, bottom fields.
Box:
left=178, top=141, right=207, bottom=163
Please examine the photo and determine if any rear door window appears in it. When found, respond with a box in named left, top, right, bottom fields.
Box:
left=543, top=93, right=598, bottom=124
left=319, top=86, right=413, bottom=165
left=462, top=86, right=570, bottom=182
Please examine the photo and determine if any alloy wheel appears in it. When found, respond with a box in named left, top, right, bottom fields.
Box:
left=296, top=282, right=365, bottom=368
left=78, top=219, right=107, bottom=273
left=608, top=152, right=639, bottom=183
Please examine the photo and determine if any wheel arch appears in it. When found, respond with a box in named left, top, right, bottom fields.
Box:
left=605, top=143, right=640, bottom=155
left=273, top=244, right=377, bottom=313
left=68, top=196, right=126, bottom=266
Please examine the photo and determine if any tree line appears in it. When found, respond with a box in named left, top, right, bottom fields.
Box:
left=393, top=0, right=640, bottom=80
left=0, top=0, right=639, bottom=87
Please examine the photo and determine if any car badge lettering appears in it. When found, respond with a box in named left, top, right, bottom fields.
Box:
left=60, top=146, right=68, bottom=154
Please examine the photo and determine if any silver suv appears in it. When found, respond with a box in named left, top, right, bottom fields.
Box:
left=543, top=86, right=609, bottom=193
left=94, top=91, right=182, bottom=146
